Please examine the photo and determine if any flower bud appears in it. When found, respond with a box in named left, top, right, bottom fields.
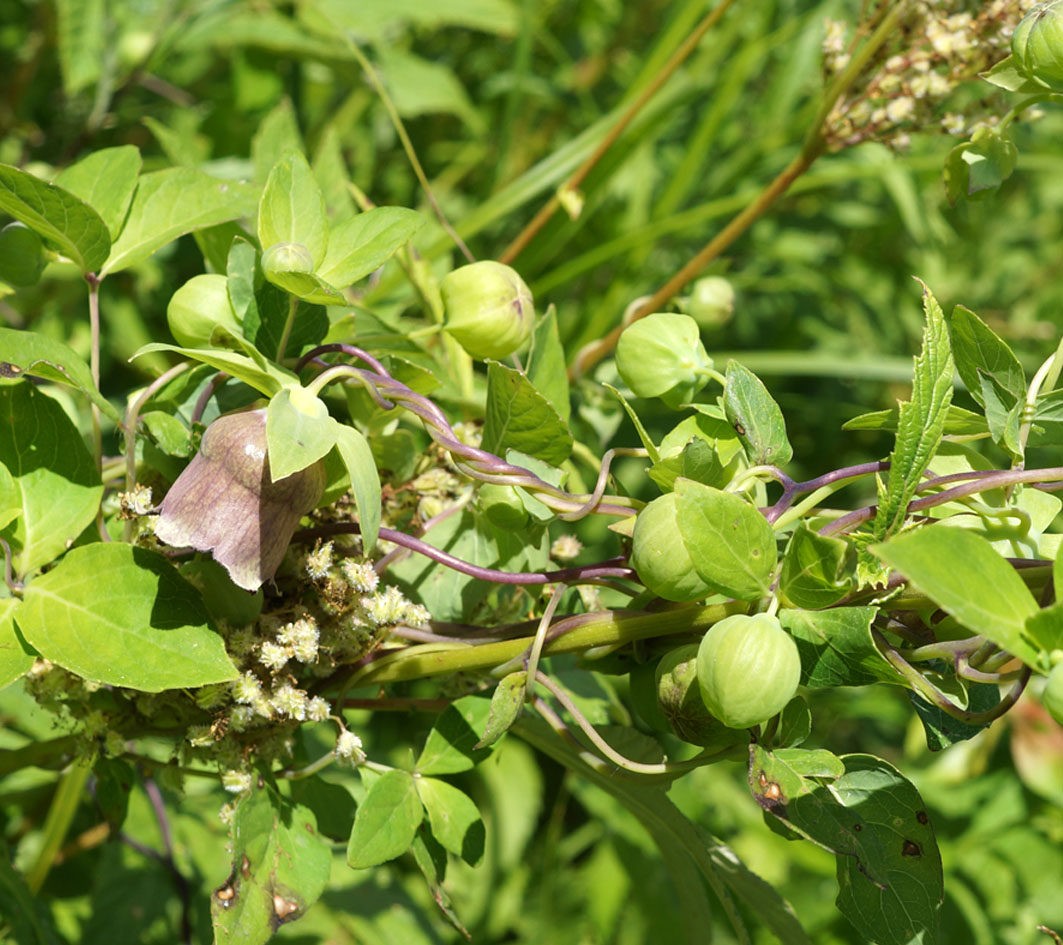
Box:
left=615, top=313, right=711, bottom=408
left=442, top=260, right=534, bottom=360
left=655, top=644, right=735, bottom=747
left=685, top=277, right=734, bottom=329
left=155, top=409, right=326, bottom=591
left=0, top=222, right=46, bottom=287
left=1012, top=1, right=1063, bottom=91
left=262, top=241, right=315, bottom=275
left=167, top=274, right=243, bottom=347
left=630, top=493, right=714, bottom=602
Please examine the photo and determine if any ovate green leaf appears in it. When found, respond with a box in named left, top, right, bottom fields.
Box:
left=674, top=478, right=777, bottom=600
left=0, top=164, right=110, bottom=273
left=103, top=168, right=258, bottom=275
left=779, top=524, right=852, bottom=609
left=318, top=206, right=424, bottom=288
left=482, top=361, right=572, bottom=466
left=346, top=769, right=423, bottom=869
left=17, top=544, right=238, bottom=691
left=416, top=777, right=485, bottom=866
left=332, top=424, right=382, bottom=553
left=0, top=599, right=33, bottom=690
left=0, top=382, right=103, bottom=575
left=724, top=360, right=792, bottom=466
left=781, top=607, right=903, bottom=689
left=873, top=526, right=1041, bottom=667
left=265, top=388, right=337, bottom=481
left=948, top=305, right=1024, bottom=408
left=54, top=146, right=142, bottom=240
left=213, top=788, right=331, bottom=945
left=416, top=695, right=495, bottom=774
left=258, top=151, right=328, bottom=267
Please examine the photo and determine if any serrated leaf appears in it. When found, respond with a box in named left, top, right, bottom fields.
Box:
left=873, top=526, right=1041, bottom=668
left=318, top=206, right=424, bottom=288
left=874, top=284, right=954, bottom=540
left=0, top=327, right=121, bottom=422
left=482, top=361, right=572, bottom=466
left=102, top=168, right=258, bottom=276
left=674, top=478, right=777, bottom=601
left=332, top=424, right=381, bottom=553
left=781, top=607, right=903, bottom=689
left=346, top=769, right=423, bottom=869
left=17, top=543, right=238, bottom=691
left=417, top=778, right=485, bottom=866
left=54, top=146, right=142, bottom=240
left=0, top=164, right=110, bottom=273
left=258, top=151, right=328, bottom=267
left=948, top=304, right=1024, bottom=408
left=475, top=671, right=526, bottom=748
left=213, top=788, right=330, bottom=945
left=0, top=382, right=103, bottom=575
left=724, top=360, right=792, bottom=466
left=416, top=695, right=495, bottom=774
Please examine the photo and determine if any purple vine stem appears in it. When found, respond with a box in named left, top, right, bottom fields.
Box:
left=764, top=460, right=888, bottom=523
left=296, top=345, right=636, bottom=519
left=297, top=521, right=635, bottom=585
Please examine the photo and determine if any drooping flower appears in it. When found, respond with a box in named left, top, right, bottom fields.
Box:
left=154, top=408, right=325, bottom=592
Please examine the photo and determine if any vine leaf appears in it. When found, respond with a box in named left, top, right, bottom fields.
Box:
left=346, top=769, right=424, bottom=869
left=16, top=544, right=238, bottom=691
left=0, top=383, right=103, bottom=576
left=415, top=694, right=496, bottom=775
left=0, top=327, right=121, bottom=423
left=0, top=599, right=33, bottom=690
left=874, top=283, right=954, bottom=543
left=749, top=747, right=943, bottom=945
left=474, top=671, right=527, bottom=749
left=318, top=206, right=425, bottom=288
left=674, top=478, right=777, bottom=600
left=724, top=360, right=792, bottom=466
left=416, top=777, right=485, bottom=866
left=779, top=524, right=852, bottom=609
left=872, top=526, right=1041, bottom=669
left=483, top=361, right=572, bottom=466
left=212, top=788, right=331, bottom=945
left=781, top=607, right=903, bottom=689
left=0, top=163, right=110, bottom=273
left=54, top=145, right=142, bottom=241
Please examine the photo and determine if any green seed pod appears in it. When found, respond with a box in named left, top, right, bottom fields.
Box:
left=442, top=260, right=534, bottom=360
left=1043, top=662, right=1063, bottom=726
left=697, top=613, right=801, bottom=729
left=685, top=277, right=734, bottom=329
left=478, top=482, right=530, bottom=530
left=155, top=408, right=326, bottom=591
left=615, top=313, right=711, bottom=408
left=0, top=222, right=46, bottom=287
left=1012, top=1, right=1063, bottom=91
left=631, top=493, right=714, bottom=602
left=167, top=273, right=243, bottom=347
left=262, top=241, right=315, bottom=275
left=655, top=644, right=734, bottom=747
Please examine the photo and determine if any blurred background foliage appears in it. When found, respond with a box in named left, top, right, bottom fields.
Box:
left=2, top=1, right=1062, bottom=943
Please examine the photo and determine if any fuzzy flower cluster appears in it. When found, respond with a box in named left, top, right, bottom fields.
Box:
left=823, top=1, right=1042, bottom=151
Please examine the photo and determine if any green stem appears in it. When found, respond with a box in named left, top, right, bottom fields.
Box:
left=524, top=590, right=565, bottom=703
left=0, top=735, right=78, bottom=777
left=275, top=295, right=299, bottom=364
left=343, top=603, right=742, bottom=688
left=25, top=756, right=92, bottom=893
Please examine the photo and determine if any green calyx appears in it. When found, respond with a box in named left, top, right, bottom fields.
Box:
left=615, top=312, right=712, bottom=408
left=630, top=492, right=714, bottom=603
left=167, top=273, right=244, bottom=347
left=442, top=260, right=534, bottom=360
left=696, top=613, right=801, bottom=729
left=1012, top=1, right=1063, bottom=91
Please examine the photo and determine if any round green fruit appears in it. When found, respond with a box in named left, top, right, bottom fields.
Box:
left=630, top=493, right=714, bottom=602
left=685, top=276, right=734, bottom=329
left=167, top=273, right=243, bottom=347
left=1043, top=662, right=1063, bottom=726
left=1012, top=1, right=1063, bottom=91
left=0, top=222, right=46, bottom=287
left=478, top=483, right=530, bottom=530
left=262, top=241, right=315, bottom=275
left=697, top=613, right=801, bottom=729
left=655, top=644, right=733, bottom=747
left=615, top=312, right=711, bottom=408
left=441, top=260, right=534, bottom=360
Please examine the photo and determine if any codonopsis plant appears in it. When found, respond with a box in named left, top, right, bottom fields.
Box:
left=1, top=3, right=1063, bottom=945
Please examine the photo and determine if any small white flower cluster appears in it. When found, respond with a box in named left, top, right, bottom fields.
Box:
left=334, top=729, right=365, bottom=765
left=230, top=671, right=330, bottom=724
left=361, top=584, right=431, bottom=628
left=824, top=1, right=1036, bottom=151
left=550, top=534, right=583, bottom=561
